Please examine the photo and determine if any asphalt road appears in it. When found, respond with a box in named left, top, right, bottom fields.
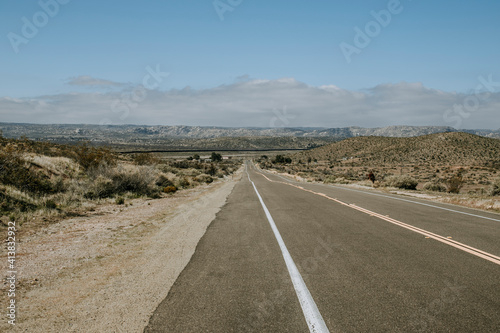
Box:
left=144, top=162, right=500, bottom=332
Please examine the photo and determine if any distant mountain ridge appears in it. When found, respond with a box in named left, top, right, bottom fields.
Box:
left=1, top=123, right=499, bottom=141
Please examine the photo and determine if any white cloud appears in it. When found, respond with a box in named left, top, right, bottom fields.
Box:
left=66, top=75, right=125, bottom=87
left=0, top=79, right=498, bottom=129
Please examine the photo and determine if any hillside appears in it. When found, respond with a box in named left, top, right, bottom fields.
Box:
left=0, top=136, right=238, bottom=223
left=258, top=132, right=500, bottom=198
left=296, top=132, right=500, bottom=168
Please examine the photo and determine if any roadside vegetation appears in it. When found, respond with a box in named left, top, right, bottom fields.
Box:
left=0, top=135, right=239, bottom=226
left=258, top=132, right=500, bottom=212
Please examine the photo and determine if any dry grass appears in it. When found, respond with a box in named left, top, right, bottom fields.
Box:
left=0, top=136, right=240, bottom=226
left=259, top=132, right=500, bottom=213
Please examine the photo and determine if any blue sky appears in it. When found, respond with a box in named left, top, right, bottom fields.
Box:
left=1, top=0, right=499, bottom=129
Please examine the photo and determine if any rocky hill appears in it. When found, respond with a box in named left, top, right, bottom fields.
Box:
left=295, top=132, right=500, bottom=168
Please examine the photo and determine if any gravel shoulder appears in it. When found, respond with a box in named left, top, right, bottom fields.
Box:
left=1, top=169, right=242, bottom=332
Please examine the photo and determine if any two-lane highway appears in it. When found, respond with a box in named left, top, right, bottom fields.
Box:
left=145, top=161, right=500, bottom=332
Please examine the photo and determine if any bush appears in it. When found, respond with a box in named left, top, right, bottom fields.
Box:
left=0, top=188, right=37, bottom=214
left=489, top=178, right=500, bottom=196
left=273, top=155, right=292, bottom=164
left=52, top=177, right=67, bottom=193
left=384, top=175, right=418, bottom=190
left=446, top=175, right=465, bottom=194
left=84, top=175, right=114, bottom=199
left=111, top=171, right=156, bottom=196
left=423, top=182, right=446, bottom=192
left=195, top=174, right=213, bottom=184
left=74, top=143, right=116, bottom=171
left=44, top=200, right=57, bottom=209
left=0, top=151, right=55, bottom=195
left=163, top=186, right=177, bottom=194
left=177, top=177, right=190, bottom=188
left=155, top=175, right=174, bottom=187
left=115, top=197, right=125, bottom=205
left=367, top=172, right=376, bottom=183
left=211, top=152, right=222, bottom=162
left=206, top=164, right=217, bottom=176
left=132, top=153, right=158, bottom=165
left=85, top=166, right=159, bottom=199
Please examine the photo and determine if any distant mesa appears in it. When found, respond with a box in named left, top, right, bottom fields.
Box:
left=1, top=123, right=499, bottom=140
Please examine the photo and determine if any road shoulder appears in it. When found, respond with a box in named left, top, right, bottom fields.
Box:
left=1, top=171, right=241, bottom=332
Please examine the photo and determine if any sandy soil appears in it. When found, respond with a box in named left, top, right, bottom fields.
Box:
left=1, top=169, right=242, bottom=332
left=390, top=191, right=438, bottom=199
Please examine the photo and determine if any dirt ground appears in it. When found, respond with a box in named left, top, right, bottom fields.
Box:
left=1, top=169, right=242, bottom=332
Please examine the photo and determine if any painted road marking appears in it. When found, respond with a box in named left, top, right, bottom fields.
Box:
left=253, top=166, right=500, bottom=267
left=258, top=166, right=500, bottom=223
left=246, top=165, right=330, bottom=333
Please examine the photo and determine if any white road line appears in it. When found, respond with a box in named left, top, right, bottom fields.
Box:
left=258, top=166, right=500, bottom=223
left=246, top=165, right=330, bottom=333
left=253, top=166, right=500, bottom=266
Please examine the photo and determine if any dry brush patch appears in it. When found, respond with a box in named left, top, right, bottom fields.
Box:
left=0, top=137, right=240, bottom=227
left=258, top=132, right=500, bottom=212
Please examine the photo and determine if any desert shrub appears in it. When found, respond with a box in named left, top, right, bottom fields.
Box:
left=367, top=172, right=376, bottom=183
left=206, top=163, right=217, bottom=176
left=159, top=164, right=177, bottom=174
left=163, top=186, right=177, bottom=194
left=489, top=178, right=500, bottom=196
left=132, top=153, right=158, bottom=165
left=74, top=143, right=116, bottom=171
left=324, top=176, right=350, bottom=184
left=111, top=171, right=157, bottom=196
left=273, top=155, right=292, bottom=164
left=0, top=188, right=37, bottom=214
left=177, top=177, right=190, bottom=188
left=44, top=199, right=57, bottom=209
left=84, top=166, right=158, bottom=199
left=0, top=151, right=55, bottom=195
left=446, top=175, right=465, bottom=194
left=52, top=177, right=67, bottom=193
left=84, top=176, right=114, bottom=199
left=115, top=197, right=125, bottom=205
left=211, top=152, right=222, bottom=162
left=195, top=174, right=213, bottom=184
left=323, top=176, right=335, bottom=184
left=155, top=174, right=174, bottom=187
left=423, top=182, right=446, bottom=192
left=172, top=160, right=191, bottom=169
left=384, top=175, right=418, bottom=190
